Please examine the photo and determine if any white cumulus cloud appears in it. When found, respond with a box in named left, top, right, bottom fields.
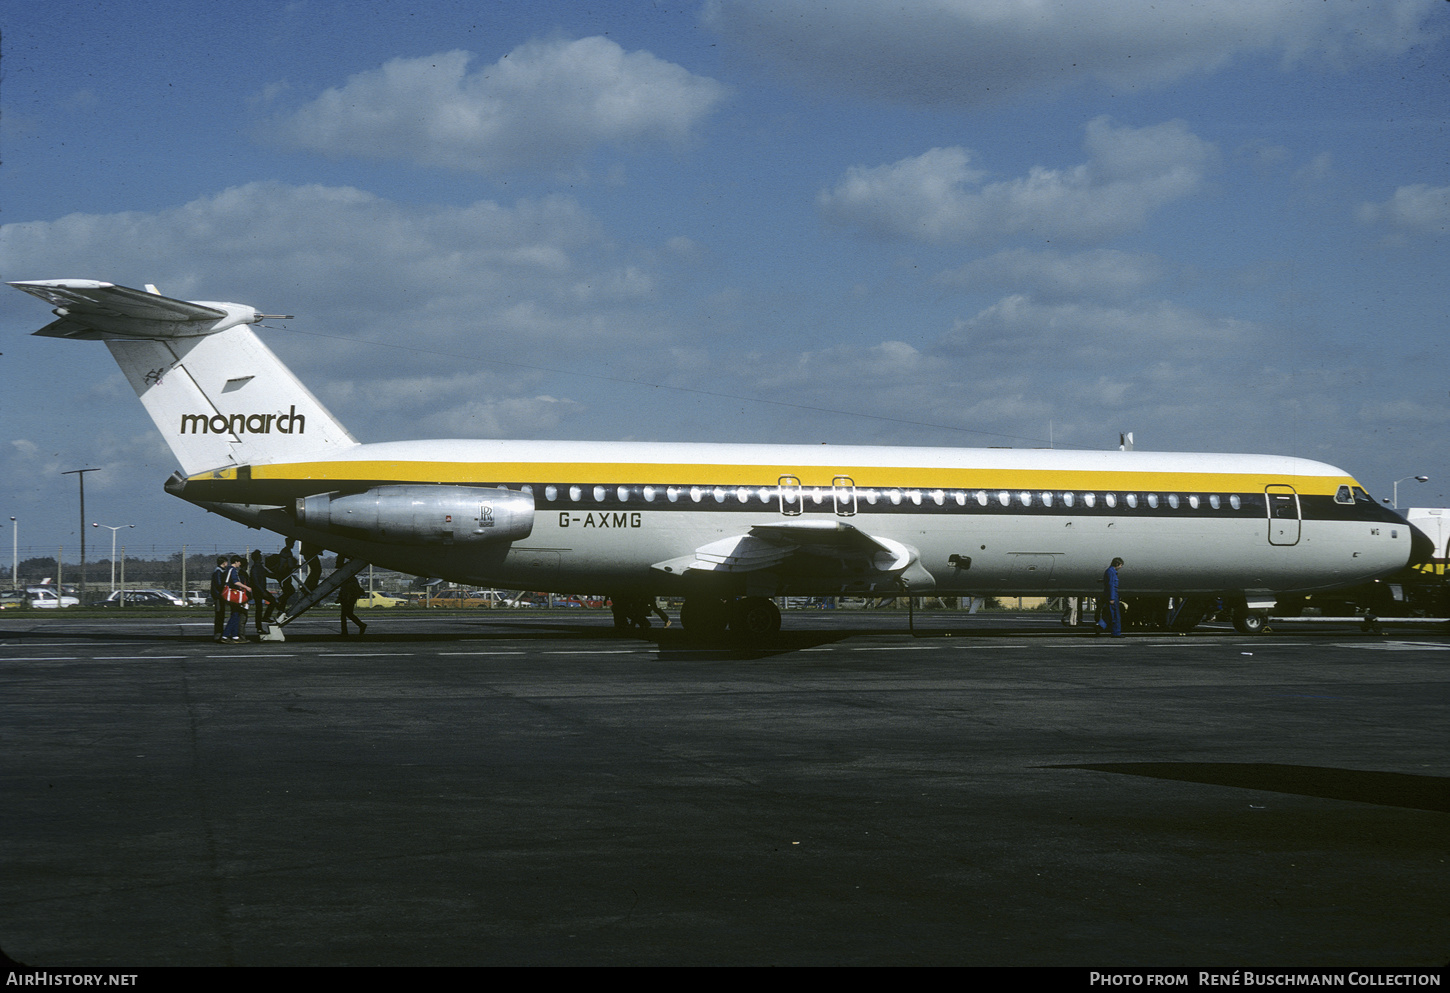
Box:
left=937, top=248, right=1164, bottom=301
left=707, top=0, right=1444, bottom=106
left=263, top=38, right=729, bottom=173
left=819, top=118, right=1215, bottom=244
left=1357, top=184, right=1450, bottom=237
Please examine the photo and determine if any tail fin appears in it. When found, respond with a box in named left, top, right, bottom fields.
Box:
left=10, top=279, right=357, bottom=476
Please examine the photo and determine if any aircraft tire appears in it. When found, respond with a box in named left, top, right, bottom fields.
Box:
left=730, top=596, right=781, bottom=638
left=681, top=597, right=730, bottom=638
left=1232, top=608, right=1267, bottom=635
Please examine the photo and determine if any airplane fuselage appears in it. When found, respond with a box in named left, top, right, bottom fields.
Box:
left=170, top=437, right=1412, bottom=600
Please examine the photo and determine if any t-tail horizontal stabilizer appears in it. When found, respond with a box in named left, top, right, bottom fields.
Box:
left=9, top=279, right=357, bottom=476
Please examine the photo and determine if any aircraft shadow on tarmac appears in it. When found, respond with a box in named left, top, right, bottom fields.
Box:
left=1050, top=762, right=1450, bottom=813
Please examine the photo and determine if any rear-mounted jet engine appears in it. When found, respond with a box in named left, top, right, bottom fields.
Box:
left=296, top=485, right=535, bottom=545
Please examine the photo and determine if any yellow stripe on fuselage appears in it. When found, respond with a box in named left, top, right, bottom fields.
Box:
left=200, top=459, right=1355, bottom=496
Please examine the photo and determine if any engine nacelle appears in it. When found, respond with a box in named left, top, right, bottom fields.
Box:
left=295, top=485, right=535, bottom=545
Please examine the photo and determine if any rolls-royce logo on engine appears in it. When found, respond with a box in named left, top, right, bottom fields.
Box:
left=180, top=405, right=306, bottom=435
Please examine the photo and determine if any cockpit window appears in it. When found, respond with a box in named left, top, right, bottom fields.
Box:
left=1352, top=486, right=1373, bottom=504
left=1335, top=485, right=1353, bottom=505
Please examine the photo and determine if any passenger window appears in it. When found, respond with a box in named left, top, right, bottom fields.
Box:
left=1230, top=494, right=1242, bottom=510
left=1062, top=492, right=1075, bottom=508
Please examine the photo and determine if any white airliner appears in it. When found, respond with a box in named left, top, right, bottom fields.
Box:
left=10, top=279, right=1421, bottom=636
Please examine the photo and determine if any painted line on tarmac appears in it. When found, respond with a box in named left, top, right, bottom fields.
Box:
left=2, top=656, right=80, bottom=661
left=317, top=653, right=415, bottom=657
left=95, top=655, right=188, bottom=660
left=1331, top=641, right=1450, bottom=651
left=205, top=653, right=298, bottom=658
left=441, top=651, right=527, bottom=656
left=546, top=650, right=642, bottom=655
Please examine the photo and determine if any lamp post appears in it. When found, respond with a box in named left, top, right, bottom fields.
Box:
left=93, top=523, right=135, bottom=595
left=62, top=468, right=100, bottom=604
left=8, top=517, right=15, bottom=588
left=1390, top=475, right=1429, bottom=510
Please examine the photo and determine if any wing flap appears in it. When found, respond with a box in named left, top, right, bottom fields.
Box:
left=651, top=519, right=936, bottom=592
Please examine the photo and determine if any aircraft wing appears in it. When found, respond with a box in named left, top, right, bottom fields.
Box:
left=651, top=518, right=937, bottom=593
left=9, top=279, right=266, bottom=340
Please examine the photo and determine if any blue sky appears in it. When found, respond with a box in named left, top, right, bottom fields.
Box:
left=1, top=0, right=1447, bottom=565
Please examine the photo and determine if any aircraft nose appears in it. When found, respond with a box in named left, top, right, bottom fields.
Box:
left=1407, top=521, right=1436, bottom=568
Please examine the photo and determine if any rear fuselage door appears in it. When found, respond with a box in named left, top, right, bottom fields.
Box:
left=1266, top=484, right=1301, bottom=546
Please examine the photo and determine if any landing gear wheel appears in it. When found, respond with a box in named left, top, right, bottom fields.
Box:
left=680, top=597, right=730, bottom=639
left=1232, top=609, right=1267, bottom=635
left=730, top=596, right=781, bottom=638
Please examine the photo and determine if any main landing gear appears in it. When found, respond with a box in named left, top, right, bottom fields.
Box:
left=679, top=596, right=782, bottom=639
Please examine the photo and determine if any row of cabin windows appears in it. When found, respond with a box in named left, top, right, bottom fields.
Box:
left=522, top=483, right=1251, bottom=511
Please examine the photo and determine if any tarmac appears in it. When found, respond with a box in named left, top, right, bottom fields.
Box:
left=1, top=609, right=1446, bottom=966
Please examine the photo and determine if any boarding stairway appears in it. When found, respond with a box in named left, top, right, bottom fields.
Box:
left=260, top=556, right=368, bottom=641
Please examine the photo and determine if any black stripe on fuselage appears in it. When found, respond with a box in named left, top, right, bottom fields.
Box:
left=472, top=483, right=1405, bottom=525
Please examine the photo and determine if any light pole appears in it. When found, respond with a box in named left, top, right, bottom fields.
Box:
left=6, top=517, right=14, bottom=588
left=1390, top=475, right=1429, bottom=510
left=93, top=523, right=135, bottom=594
left=62, top=467, right=100, bottom=604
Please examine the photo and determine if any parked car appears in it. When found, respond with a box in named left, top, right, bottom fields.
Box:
left=25, top=588, right=79, bottom=608
left=0, top=589, right=27, bottom=609
left=356, top=591, right=404, bottom=608
left=427, top=590, right=502, bottom=608
left=97, top=589, right=187, bottom=607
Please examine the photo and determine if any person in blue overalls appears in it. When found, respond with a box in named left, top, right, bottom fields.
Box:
left=1099, top=557, right=1124, bottom=637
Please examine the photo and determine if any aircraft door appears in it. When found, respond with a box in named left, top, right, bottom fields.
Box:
left=832, top=475, right=857, bottom=517
left=778, top=475, right=803, bottom=517
left=1266, top=484, right=1301, bottom=546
